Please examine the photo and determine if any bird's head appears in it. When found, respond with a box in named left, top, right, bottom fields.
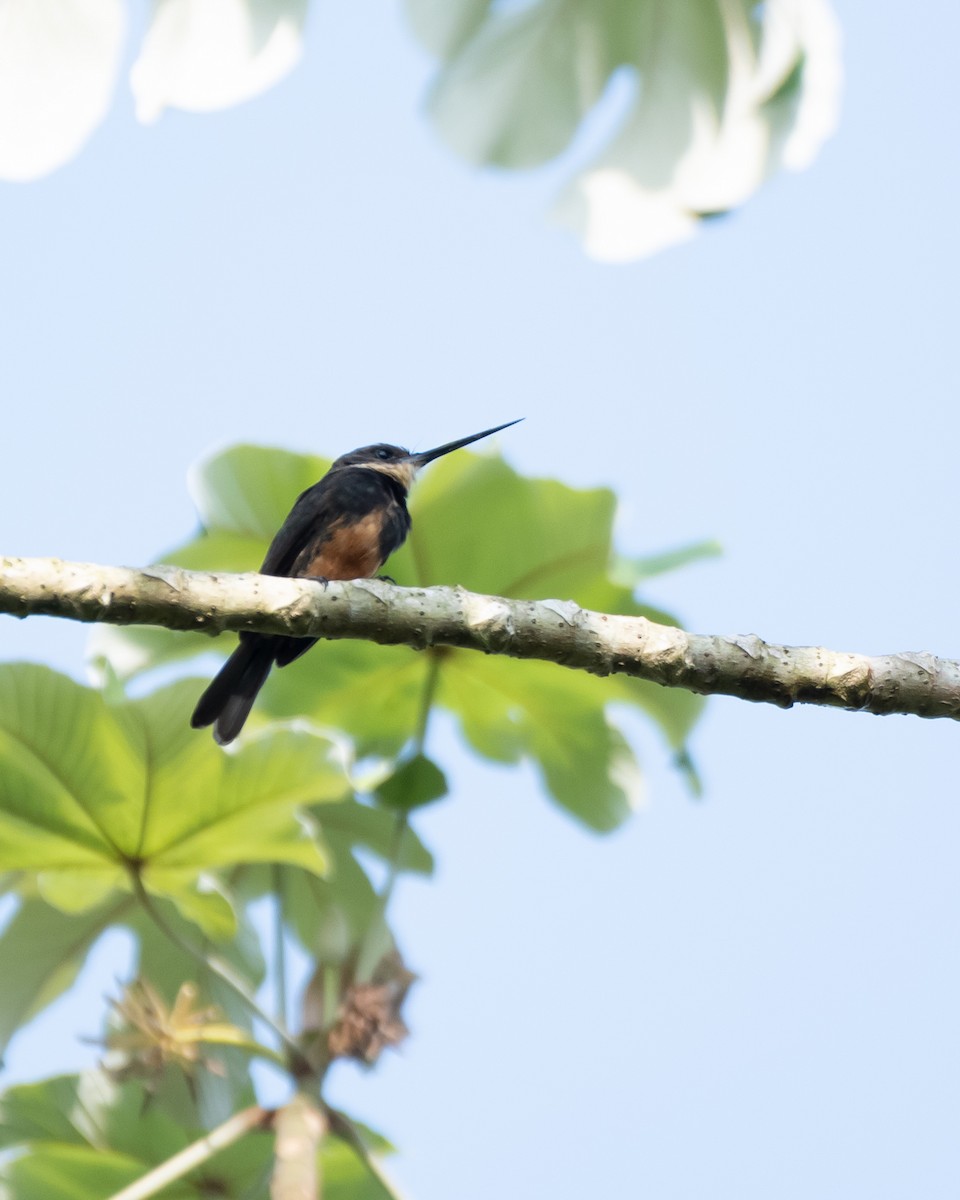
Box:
left=332, top=420, right=522, bottom=491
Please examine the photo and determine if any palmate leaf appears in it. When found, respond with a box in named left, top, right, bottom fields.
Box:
left=405, top=0, right=842, bottom=262
left=0, top=665, right=348, bottom=934
left=0, top=1071, right=192, bottom=1199
left=376, top=753, right=448, bottom=813
left=233, top=801, right=433, bottom=968
left=0, top=887, right=268, bottom=1077
left=90, top=443, right=707, bottom=829
left=0, top=1071, right=396, bottom=1200
left=0, top=893, right=133, bottom=1061
left=613, top=538, right=723, bottom=585
left=0, top=793, right=423, bottom=1107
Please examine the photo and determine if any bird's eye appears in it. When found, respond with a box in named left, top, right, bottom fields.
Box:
left=376, top=448, right=392, bottom=460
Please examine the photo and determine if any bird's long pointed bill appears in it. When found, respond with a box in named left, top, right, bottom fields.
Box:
left=407, top=419, right=523, bottom=467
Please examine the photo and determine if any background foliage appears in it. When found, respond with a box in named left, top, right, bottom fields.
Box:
left=0, top=443, right=707, bottom=1193
left=3, top=0, right=960, bottom=1197
left=0, top=0, right=840, bottom=260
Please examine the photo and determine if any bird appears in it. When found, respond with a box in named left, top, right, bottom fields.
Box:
left=191, top=420, right=521, bottom=744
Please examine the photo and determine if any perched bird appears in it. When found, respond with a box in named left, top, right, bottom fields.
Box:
left=191, top=420, right=521, bottom=744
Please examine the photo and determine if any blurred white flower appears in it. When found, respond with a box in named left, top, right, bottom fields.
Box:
left=131, top=0, right=307, bottom=124
left=0, top=0, right=125, bottom=182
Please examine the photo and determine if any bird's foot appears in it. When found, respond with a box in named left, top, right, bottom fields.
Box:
left=376, top=574, right=396, bottom=585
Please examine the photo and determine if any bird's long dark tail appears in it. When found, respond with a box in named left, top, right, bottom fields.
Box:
left=191, top=636, right=275, bottom=746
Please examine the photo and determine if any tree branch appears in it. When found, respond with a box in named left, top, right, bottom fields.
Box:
left=2, top=554, right=959, bottom=721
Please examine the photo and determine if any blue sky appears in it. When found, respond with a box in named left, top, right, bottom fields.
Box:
left=2, top=2, right=960, bottom=1196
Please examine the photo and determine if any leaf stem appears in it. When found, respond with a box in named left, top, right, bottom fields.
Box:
left=273, top=864, right=288, bottom=1029
left=129, top=869, right=302, bottom=1064
left=412, top=650, right=441, bottom=754
left=383, top=649, right=441, bottom=893
left=356, top=652, right=440, bottom=982
left=105, top=1105, right=270, bottom=1200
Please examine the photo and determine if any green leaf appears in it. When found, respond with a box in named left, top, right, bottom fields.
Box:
left=0, top=1073, right=397, bottom=1200
left=424, top=0, right=615, bottom=168
left=263, top=639, right=426, bottom=757
left=0, top=1074, right=100, bottom=1151
left=0, top=894, right=132, bottom=1060
left=416, top=0, right=730, bottom=172
left=88, top=625, right=217, bottom=687
left=233, top=800, right=433, bottom=962
left=189, top=443, right=331, bottom=540
left=143, top=871, right=240, bottom=940
left=376, top=754, right=448, bottom=812
left=409, top=0, right=840, bottom=262
left=266, top=858, right=381, bottom=958
left=672, top=745, right=704, bottom=799
left=0, top=1070, right=263, bottom=1198
left=443, top=654, right=641, bottom=830
left=128, top=903, right=264, bottom=1129
left=316, top=799, right=435, bottom=874
left=405, top=0, right=492, bottom=59
left=612, top=538, right=722, bottom=585
left=0, top=666, right=347, bottom=924
left=323, top=1125, right=401, bottom=1200
left=2, top=1145, right=175, bottom=1200
left=0, top=1072, right=193, bottom=1198
left=393, top=452, right=617, bottom=598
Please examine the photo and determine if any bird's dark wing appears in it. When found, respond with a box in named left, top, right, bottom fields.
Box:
left=259, top=468, right=410, bottom=580
left=258, top=476, right=340, bottom=578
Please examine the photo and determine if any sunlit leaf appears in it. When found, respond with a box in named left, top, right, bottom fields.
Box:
left=131, top=0, right=307, bottom=124
left=424, top=1, right=614, bottom=169
left=187, top=443, right=330, bottom=541
left=404, top=0, right=491, bottom=58
left=613, top=538, right=722, bottom=585
left=88, top=625, right=216, bottom=687
left=376, top=754, right=448, bottom=813
left=0, top=1072, right=107, bottom=1151
left=316, top=799, right=435, bottom=874
left=442, top=653, right=642, bottom=830
left=0, top=894, right=132, bottom=1060
left=0, top=666, right=347, bottom=924
left=2, top=1144, right=173, bottom=1200
left=128, top=902, right=264, bottom=1128
left=0, top=1071, right=396, bottom=1199
left=0, top=1071, right=192, bottom=1198
left=267, top=857, right=381, bottom=959
left=323, top=1119, right=401, bottom=1200
left=233, top=801, right=432, bottom=963
left=0, top=0, right=125, bottom=182
left=408, top=0, right=842, bottom=261
left=391, top=451, right=616, bottom=597
left=265, top=640, right=426, bottom=757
